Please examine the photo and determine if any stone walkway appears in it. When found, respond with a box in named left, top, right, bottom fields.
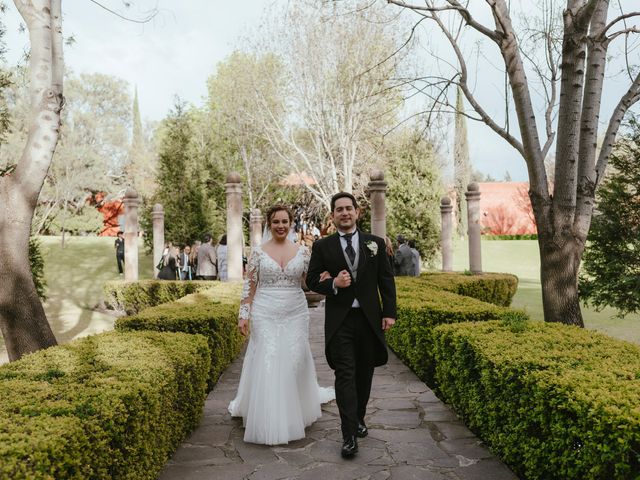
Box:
left=160, top=307, right=517, bottom=480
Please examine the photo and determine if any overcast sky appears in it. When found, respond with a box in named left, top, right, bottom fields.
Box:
left=2, top=1, right=637, bottom=182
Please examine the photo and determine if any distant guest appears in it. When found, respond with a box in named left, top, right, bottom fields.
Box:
left=216, top=234, right=228, bottom=282
left=196, top=233, right=217, bottom=280
left=178, top=245, right=193, bottom=280
left=115, top=231, right=125, bottom=275
left=394, top=235, right=414, bottom=276
left=408, top=240, right=421, bottom=277
left=158, top=247, right=178, bottom=280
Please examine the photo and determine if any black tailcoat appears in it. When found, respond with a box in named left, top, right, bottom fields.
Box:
left=306, top=232, right=397, bottom=369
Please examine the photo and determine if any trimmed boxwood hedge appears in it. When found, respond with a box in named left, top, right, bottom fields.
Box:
left=387, top=276, right=523, bottom=385
left=116, top=286, right=244, bottom=389
left=433, top=321, right=640, bottom=480
left=0, top=331, right=210, bottom=480
left=420, top=272, right=519, bottom=307
left=103, top=280, right=215, bottom=315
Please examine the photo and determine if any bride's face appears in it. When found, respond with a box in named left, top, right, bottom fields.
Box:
left=270, top=210, right=291, bottom=241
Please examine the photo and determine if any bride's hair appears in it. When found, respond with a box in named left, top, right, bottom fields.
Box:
left=266, top=204, right=293, bottom=226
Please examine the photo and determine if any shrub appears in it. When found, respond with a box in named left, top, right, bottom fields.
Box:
left=387, top=276, right=522, bottom=385
left=29, top=236, right=47, bottom=300
left=482, top=233, right=538, bottom=240
left=419, top=272, right=519, bottom=306
left=433, top=321, right=640, bottom=480
left=116, top=286, right=243, bottom=389
left=103, top=280, right=215, bottom=315
left=0, top=331, right=210, bottom=480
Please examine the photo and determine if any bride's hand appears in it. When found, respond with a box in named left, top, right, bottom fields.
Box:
left=238, top=318, right=249, bottom=337
left=319, top=271, right=331, bottom=282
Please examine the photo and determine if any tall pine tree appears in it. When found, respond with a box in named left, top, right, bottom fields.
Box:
left=453, top=86, right=470, bottom=238
left=579, top=119, right=640, bottom=316
left=126, top=86, right=158, bottom=199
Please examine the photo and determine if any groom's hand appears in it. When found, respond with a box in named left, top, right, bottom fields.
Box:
left=382, top=317, right=395, bottom=331
left=334, top=269, right=352, bottom=288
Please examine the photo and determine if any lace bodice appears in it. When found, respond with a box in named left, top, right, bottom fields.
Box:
left=239, top=245, right=310, bottom=321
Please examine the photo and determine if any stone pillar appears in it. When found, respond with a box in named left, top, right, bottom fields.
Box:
left=250, top=209, right=263, bottom=247
left=152, top=203, right=165, bottom=279
left=465, top=182, right=482, bottom=274
left=225, top=172, right=243, bottom=281
left=440, top=196, right=453, bottom=272
left=123, top=188, right=140, bottom=282
left=368, top=169, right=387, bottom=238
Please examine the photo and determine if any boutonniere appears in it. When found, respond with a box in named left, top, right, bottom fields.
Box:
left=366, top=240, right=378, bottom=257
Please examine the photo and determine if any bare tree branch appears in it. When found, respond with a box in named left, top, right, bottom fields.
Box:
left=88, top=0, right=159, bottom=24
left=595, top=70, right=640, bottom=186
left=387, top=0, right=500, bottom=41
left=601, top=11, right=640, bottom=35
left=428, top=5, right=526, bottom=156
left=606, top=26, right=640, bottom=42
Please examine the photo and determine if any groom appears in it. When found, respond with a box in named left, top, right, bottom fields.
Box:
left=307, top=192, right=397, bottom=459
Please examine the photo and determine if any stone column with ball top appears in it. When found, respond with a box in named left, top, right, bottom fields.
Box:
left=123, top=188, right=140, bottom=281
left=465, top=183, right=482, bottom=274
left=440, top=196, right=453, bottom=272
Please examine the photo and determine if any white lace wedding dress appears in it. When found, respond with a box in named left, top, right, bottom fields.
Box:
left=228, top=244, right=335, bottom=445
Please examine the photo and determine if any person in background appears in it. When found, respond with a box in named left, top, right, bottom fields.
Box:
left=158, top=246, right=178, bottom=280
left=393, top=235, right=414, bottom=276
left=196, top=233, right=217, bottom=280
left=384, top=236, right=395, bottom=270
left=216, top=234, right=228, bottom=281
left=311, top=222, right=321, bottom=240
left=179, top=245, right=192, bottom=280
left=115, top=231, right=125, bottom=275
left=189, top=240, right=201, bottom=275
left=408, top=240, right=421, bottom=277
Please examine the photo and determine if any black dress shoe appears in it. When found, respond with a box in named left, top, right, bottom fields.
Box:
left=341, top=436, right=358, bottom=458
left=356, top=423, right=368, bottom=438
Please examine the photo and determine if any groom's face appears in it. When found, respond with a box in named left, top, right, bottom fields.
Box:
left=332, top=197, right=359, bottom=231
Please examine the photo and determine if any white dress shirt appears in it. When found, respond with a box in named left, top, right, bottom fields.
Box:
left=334, top=229, right=360, bottom=308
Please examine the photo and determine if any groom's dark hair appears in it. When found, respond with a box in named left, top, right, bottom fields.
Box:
left=331, top=192, right=358, bottom=212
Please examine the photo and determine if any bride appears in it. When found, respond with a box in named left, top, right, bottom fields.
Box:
left=228, top=204, right=335, bottom=445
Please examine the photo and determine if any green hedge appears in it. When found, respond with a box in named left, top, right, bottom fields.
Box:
left=433, top=321, right=640, bottom=480
left=116, top=286, right=244, bottom=389
left=103, top=280, right=216, bottom=315
left=483, top=233, right=538, bottom=240
left=420, top=272, right=519, bottom=307
left=0, top=331, right=210, bottom=480
left=387, top=276, right=523, bottom=385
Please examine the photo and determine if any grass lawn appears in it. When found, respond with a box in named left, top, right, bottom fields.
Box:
left=451, top=239, right=640, bottom=344
left=0, top=236, right=154, bottom=363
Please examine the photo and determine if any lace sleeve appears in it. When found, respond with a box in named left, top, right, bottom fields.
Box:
left=239, top=248, right=260, bottom=321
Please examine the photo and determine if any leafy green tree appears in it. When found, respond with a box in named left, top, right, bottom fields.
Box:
left=385, top=128, right=443, bottom=264
left=142, top=100, right=224, bottom=249
left=579, top=119, right=640, bottom=317
left=206, top=52, right=290, bottom=218
left=1, top=70, right=133, bottom=237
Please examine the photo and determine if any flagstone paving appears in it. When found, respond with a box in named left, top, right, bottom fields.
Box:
left=160, top=307, right=517, bottom=480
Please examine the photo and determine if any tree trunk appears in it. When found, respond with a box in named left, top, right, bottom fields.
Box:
left=0, top=0, right=64, bottom=361
left=538, top=231, right=585, bottom=327
left=0, top=187, right=57, bottom=361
